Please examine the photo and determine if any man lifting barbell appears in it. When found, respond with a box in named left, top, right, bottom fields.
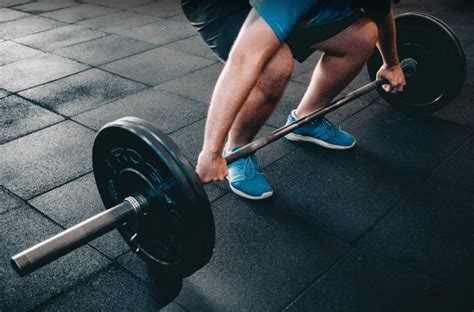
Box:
left=10, top=7, right=466, bottom=280
left=181, top=0, right=406, bottom=200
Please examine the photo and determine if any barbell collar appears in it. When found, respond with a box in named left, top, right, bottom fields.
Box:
left=11, top=195, right=147, bottom=276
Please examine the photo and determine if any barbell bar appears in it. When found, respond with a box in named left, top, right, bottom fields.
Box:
left=10, top=13, right=467, bottom=279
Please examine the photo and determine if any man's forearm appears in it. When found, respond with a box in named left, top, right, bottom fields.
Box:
left=376, top=11, right=400, bottom=67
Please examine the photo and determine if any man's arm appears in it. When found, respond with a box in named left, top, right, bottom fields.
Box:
left=374, top=10, right=406, bottom=93
left=197, top=9, right=282, bottom=183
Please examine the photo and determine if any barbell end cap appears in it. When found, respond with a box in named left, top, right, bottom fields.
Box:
left=11, top=255, right=29, bottom=277
left=400, top=58, right=418, bottom=79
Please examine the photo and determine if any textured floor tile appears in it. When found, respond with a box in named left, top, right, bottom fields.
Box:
left=40, top=3, right=118, bottom=23
left=41, top=265, right=174, bottom=311
left=342, top=103, right=472, bottom=179
left=0, top=53, right=88, bottom=92
left=433, top=85, right=474, bottom=128
left=83, top=0, right=153, bottom=9
left=465, top=42, right=473, bottom=86
left=264, top=145, right=412, bottom=242
left=130, top=0, right=182, bottom=18
left=361, top=181, right=474, bottom=278
left=174, top=193, right=350, bottom=311
left=359, top=182, right=473, bottom=297
left=0, top=40, right=43, bottom=65
left=434, top=137, right=474, bottom=191
left=19, top=68, right=147, bottom=116
left=101, top=47, right=214, bottom=86
left=0, top=15, right=65, bottom=39
left=15, top=24, right=105, bottom=52
left=0, top=95, right=63, bottom=143
left=165, top=35, right=219, bottom=61
left=0, top=186, right=24, bottom=214
left=0, top=88, right=10, bottom=98
left=0, top=0, right=31, bottom=7
left=29, top=173, right=129, bottom=259
left=116, top=251, right=183, bottom=296
left=117, top=17, right=195, bottom=45
left=11, top=0, right=77, bottom=14
left=76, top=10, right=159, bottom=33
left=156, top=62, right=223, bottom=104
left=0, top=121, right=95, bottom=199
left=0, top=7, right=29, bottom=22
left=73, top=87, right=208, bottom=132
left=285, top=250, right=469, bottom=312
left=0, top=206, right=110, bottom=312
left=54, top=34, right=155, bottom=66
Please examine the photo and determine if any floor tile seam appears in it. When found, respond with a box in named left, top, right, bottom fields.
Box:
left=173, top=301, right=190, bottom=312
left=26, top=170, right=93, bottom=202
left=7, top=92, right=98, bottom=132
left=165, top=114, right=208, bottom=136
left=211, top=150, right=355, bottom=245
left=63, top=85, right=154, bottom=119
left=37, top=3, right=123, bottom=24
left=101, top=53, right=219, bottom=88
left=9, top=2, right=79, bottom=16
left=70, top=9, right=168, bottom=34
left=6, top=66, right=93, bottom=94
left=3, top=2, right=34, bottom=9
left=349, top=132, right=474, bottom=243
left=359, top=247, right=461, bottom=286
left=427, top=133, right=474, bottom=177
left=1, top=18, right=69, bottom=41
left=1, top=119, right=65, bottom=145
left=0, top=9, right=33, bottom=24
left=47, top=36, right=161, bottom=66
left=10, top=30, right=112, bottom=53
left=429, top=176, right=474, bottom=193
left=345, top=134, right=474, bottom=243
left=281, top=245, right=359, bottom=311
left=29, top=262, right=117, bottom=312
left=164, top=44, right=220, bottom=62
left=58, top=33, right=211, bottom=70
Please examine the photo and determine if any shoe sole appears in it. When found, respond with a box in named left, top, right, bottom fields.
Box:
left=285, top=133, right=356, bottom=150
left=226, top=178, right=273, bottom=200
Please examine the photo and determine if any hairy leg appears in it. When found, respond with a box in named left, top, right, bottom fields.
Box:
left=295, top=17, right=379, bottom=117
left=226, top=43, right=294, bottom=150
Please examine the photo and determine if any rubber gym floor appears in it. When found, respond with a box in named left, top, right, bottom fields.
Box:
left=1, top=1, right=473, bottom=311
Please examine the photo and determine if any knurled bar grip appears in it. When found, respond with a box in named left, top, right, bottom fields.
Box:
left=225, top=58, right=417, bottom=164
left=11, top=197, right=141, bottom=276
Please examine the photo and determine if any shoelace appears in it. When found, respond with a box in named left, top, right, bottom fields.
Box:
left=313, top=118, right=335, bottom=137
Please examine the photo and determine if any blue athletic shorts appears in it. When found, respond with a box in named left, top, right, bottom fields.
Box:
left=250, top=0, right=353, bottom=42
left=181, top=0, right=384, bottom=62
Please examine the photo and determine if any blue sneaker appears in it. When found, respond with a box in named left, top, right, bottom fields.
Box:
left=285, top=110, right=356, bottom=149
left=223, top=146, right=273, bottom=200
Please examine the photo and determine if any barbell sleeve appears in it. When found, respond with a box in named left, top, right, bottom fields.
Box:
left=225, top=58, right=417, bottom=164
left=11, top=196, right=145, bottom=276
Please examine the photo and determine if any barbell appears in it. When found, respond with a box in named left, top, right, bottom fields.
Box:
left=11, top=13, right=467, bottom=279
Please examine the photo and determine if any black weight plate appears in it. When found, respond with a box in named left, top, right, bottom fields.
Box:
left=367, top=13, right=467, bottom=115
left=92, top=117, right=215, bottom=278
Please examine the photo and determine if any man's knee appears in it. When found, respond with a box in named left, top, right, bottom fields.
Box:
left=257, top=44, right=294, bottom=100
